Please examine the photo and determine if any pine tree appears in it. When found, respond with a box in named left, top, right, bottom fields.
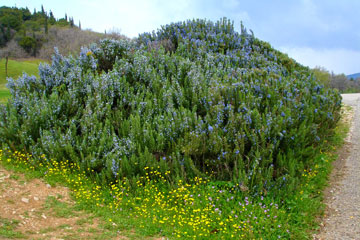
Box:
left=65, top=13, right=68, bottom=21
left=79, top=20, right=81, bottom=30
left=41, top=5, right=45, bottom=16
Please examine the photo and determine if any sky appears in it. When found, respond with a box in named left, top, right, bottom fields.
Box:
left=3, top=0, right=360, bottom=74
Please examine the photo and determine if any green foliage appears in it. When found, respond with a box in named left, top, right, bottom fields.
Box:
left=0, top=217, right=24, bottom=239
left=312, top=67, right=331, bottom=87
left=0, top=19, right=341, bottom=195
left=18, top=36, right=36, bottom=54
left=0, top=116, right=348, bottom=239
left=0, top=5, right=77, bottom=53
left=312, top=67, right=360, bottom=93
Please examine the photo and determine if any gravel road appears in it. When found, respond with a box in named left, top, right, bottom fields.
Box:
left=315, top=93, right=360, bottom=239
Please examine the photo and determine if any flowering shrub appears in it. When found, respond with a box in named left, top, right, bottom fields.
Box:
left=0, top=18, right=341, bottom=192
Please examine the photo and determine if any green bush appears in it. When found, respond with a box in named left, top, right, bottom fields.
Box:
left=18, top=36, right=36, bottom=54
left=0, top=18, right=341, bottom=192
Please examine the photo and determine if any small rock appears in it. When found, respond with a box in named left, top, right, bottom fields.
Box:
left=33, top=196, right=39, bottom=201
left=41, top=214, right=47, bottom=219
left=21, top=197, right=29, bottom=203
left=46, top=184, right=51, bottom=188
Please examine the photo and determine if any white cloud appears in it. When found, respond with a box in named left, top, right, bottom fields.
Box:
left=279, top=46, right=360, bottom=75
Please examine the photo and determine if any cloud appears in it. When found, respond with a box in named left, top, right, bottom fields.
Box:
left=279, top=46, right=360, bottom=75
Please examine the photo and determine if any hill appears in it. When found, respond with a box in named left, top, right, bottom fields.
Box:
left=0, top=5, right=125, bottom=60
left=347, top=72, right=360, bottom=80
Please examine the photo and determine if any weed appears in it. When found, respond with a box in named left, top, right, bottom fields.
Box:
left=0, top=217, right=24, bottom=239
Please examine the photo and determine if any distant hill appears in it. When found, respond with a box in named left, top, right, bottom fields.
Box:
left=347, top=72, right=360, bottom=80
left=0, top=5, right=126, bottom=60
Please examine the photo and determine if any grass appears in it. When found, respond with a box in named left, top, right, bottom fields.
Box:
left=0, top=58, right=45, bottom=104
left=43, top=195, right=76, bottom=218
left=0, top=217, right=24, bottom=239
left=0, top=84, right=11, bottom=104
left=0, top=108, right=350, bottom=239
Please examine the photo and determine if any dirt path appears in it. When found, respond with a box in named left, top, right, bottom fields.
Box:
left=315, top=93, right=360, bottom=240
left=0, top=167, right=110, bottom=240
left=0, top=164, right=162, bottom=240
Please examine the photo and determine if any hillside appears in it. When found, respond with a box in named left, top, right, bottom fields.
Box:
left=0, top=5, right=125, bottom=60
left=347, top=72, right=360, bottom=80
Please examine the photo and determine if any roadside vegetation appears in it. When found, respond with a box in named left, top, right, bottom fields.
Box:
left=312, top=66, right=360, bottom=93
left=0, top=18, right=345, bottom=239
left=0, top=108, right=349, bottom=239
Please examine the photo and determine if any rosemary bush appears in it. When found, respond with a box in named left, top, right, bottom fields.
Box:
left=0, top=18, right=341, bottom=192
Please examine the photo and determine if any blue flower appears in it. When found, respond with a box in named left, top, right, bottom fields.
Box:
left=208, top=125, right=214, bottom=132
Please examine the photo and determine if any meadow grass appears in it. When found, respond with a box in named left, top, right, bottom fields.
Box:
left=0, top=58, right=45, bottom=104
left=0, top=109, right=349, bottom=239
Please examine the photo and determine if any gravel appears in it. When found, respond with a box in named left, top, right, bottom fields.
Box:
left=315, top=93, right=360, bottom=239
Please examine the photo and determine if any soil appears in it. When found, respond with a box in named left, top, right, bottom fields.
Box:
left=314, top=93, right=360, bottom=240
left=0, top=167, right=108, bottom=240
left=0, top=165, right=165, bottom=240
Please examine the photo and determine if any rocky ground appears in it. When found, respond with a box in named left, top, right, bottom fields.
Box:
left=0, top=167, right=107, bottom=240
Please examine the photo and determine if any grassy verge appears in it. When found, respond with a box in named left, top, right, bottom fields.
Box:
left=0, top=85, right=11, bottom=104
left=0, top=58, right=45, bottom=104
left=0, top=58, right=43, bottom=84
left=0, top=107, right=350, bottom=239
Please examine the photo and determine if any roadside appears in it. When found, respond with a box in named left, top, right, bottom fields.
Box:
left=315, top=93, right=360, bottom=239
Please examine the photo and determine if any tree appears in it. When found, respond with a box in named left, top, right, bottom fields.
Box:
left=18, top=36, right=36, bottom=54
left=312, top=66, right=331, bottom=87
left=44, top=14, right=48, bottom=34
left=21, top=7, right=31, bottom=21
left=70, top=17, right=74, bottom=28
left=78, top=20, right=81, bottom=30
left=0, top=24, right=6, bottom=47
left=65, top=13, right=67, bottom=21
left=49, top=10, right=55, bottom=25
left=0, top=40, right=27, bottom=77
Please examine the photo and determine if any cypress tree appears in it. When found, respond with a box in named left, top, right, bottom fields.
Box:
left=49, top=10, right=55, bottom=25
left=44, top=15, right=48, bottom=34
left=5, top=23, right=11, bottom=42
